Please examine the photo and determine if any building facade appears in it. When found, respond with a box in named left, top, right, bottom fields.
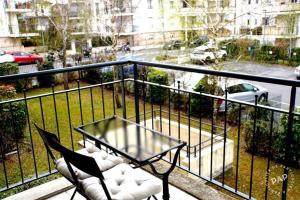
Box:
left=0, top=0, right=39, bottom=50
left=1, top=0, right=300, bottom=50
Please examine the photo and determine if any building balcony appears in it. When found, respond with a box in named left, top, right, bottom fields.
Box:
left=7, top=25, right=39, bottom=37
left=263, top=26, right=299, bottom=37
left=4, top=0, right=32, bottom=13
left=240, top=26, right=299, bottom=37
left=0, top=60, right=299, bottom=200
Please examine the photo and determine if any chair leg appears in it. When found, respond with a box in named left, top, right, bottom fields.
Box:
left=147, top=195, right=158, bottom=200
left=70, top=187, right=78, bottom=200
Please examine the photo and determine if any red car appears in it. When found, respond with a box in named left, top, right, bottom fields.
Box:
left=6, top=51, right=44, bottom=64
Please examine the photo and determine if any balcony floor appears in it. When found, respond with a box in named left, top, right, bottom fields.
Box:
left=47, top=180, right=197, bottom=200
left=4, top=168, right=197, bottom=200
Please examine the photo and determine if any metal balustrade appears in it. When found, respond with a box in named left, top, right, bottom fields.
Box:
left=0, top=60, right=299, bottom=200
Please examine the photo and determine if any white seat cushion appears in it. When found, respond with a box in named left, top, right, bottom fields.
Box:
left=81, top=163, right=162, bottom=200
left=56, top=146, right=123, bottom=180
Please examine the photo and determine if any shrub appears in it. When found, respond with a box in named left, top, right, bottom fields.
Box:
left=155, top=55, right=176, bottom=61
left=0, top=86, right=27, bottom=155
left=244, top=103, right=274, bottom=156
left=273, top=112, right=300, bottom=167
left=219, top=39, right=240, bottom=58
left=0, top=63, right=28, bottom=92
left=147, top=69, right=168, bottom=104
left=37, top=61, right=55, bottom=87
left=291, top=48, right=300, bottom=64
left=190, top=75, right=222, bottom=118
left=227, top=103, right=240, bottom=125
left=92, top=36, right=112, bottom=47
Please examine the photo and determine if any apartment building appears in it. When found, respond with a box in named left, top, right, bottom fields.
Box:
left=0, top=0, right=39, bottom=50
left=236, top=0, right=300, bottom=47
left=1, top=0, right=299, bottom=51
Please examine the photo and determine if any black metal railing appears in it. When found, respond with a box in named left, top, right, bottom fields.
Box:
left=0, top=60, right=299, bottom=200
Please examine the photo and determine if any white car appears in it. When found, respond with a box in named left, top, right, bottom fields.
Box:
left=218, top=81, right=268, bottom=112
left=0, top=50, right=14, bottom=64
left=173, top=73, right=268, bottom=112
left=295, top=65, right=300, bottom=79
left=190, top=46, right=227, bottom=63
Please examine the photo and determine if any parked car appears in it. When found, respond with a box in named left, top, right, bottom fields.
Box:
left=6, top=51, right=43, bottom=65
left=83, top=47, right=92, bottom=58
left=190, top=46, right=227, bottom=63
left=295, top=65, right=300, bottom=79
left=0, top=50, right=14, bottom=64
left=189, top=36, right=209, bottom=47
left=173, top=73, right=268, bottom=112
left=218, top=81, right=268, bottom=112
left=163, top=40, right=182, bottom=50
left=117, top=43, right=130, bottom=52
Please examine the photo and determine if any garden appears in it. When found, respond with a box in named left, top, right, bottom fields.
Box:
left=0, top=62, right=299, bottom=199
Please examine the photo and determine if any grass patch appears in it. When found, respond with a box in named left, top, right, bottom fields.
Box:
left=0, top=82, right=299, bottom=200
left=155, top=55, right=177, bottom=61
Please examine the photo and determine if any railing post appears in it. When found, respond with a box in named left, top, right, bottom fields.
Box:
left=133, top=63, right=140, bottom=124
left=133, top=63, right=141, bottom=154
left=121, top=66, right=127, bottom=119
left=281, top=86, right=296, bottom=200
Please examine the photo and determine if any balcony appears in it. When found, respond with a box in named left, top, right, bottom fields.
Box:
left=265, top=2, right=300, bottom=14
left=7, top=25, right=39, bottom=37
left=0, top=60, right=299, bottom=200
left=263, top=26, right=299, bottom=37
left=4, top=0, right=32, bottom=13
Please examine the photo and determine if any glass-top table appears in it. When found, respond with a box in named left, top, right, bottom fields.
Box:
left=75, top=115, right=186, bottom=200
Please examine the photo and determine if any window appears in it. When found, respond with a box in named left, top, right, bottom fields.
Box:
left=183, top=0, right=188, bottom=8
left=147, top=0, right=153, bottom=9
left=262, top=17, right=270, bottom=25
left=248, top=0, right=251, bottom=4
left=170, top=1, right=174, bottom=8
left=228, top=84, right=246, bottom=94
left=247, top=19, right=250, bottom=25
left=255, top=19, right=257, bottom=25
left=243, top=83, right=255, bottom=92
left=256, top=0, right=259, bottom=3
left=104, top=2, right=108, bottom=14
left=96, top=3, right=99, bottom=15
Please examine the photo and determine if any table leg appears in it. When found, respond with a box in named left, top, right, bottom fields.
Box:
left=148, top=145, right=184, bottom=200
left=162, top=175, right=170, bottom=200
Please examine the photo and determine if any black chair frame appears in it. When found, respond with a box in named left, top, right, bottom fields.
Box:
left=35, top=124, right=111, bottom=200
left=35, top=124, right=158, bottom=200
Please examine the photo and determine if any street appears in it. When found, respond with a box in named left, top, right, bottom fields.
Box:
left=118, top=48, right=300, bottom=109
left=19, top=48, right=300, bottom=109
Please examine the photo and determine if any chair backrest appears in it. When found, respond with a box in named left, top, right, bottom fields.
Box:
left=35, top=124, right=112, bottom=199
left=35, top=124, right=59, bottom=163
left=35, top=124, right=104, bottom=180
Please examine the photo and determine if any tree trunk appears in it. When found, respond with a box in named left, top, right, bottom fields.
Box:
left=63, top=38, right=69, bottom=90
left=113, top=66, right=122, bottom=108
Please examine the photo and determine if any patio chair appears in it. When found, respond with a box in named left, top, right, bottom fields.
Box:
left=35, top=124, right=122, bottom=196
left=35, top=124, right=161, bottom=200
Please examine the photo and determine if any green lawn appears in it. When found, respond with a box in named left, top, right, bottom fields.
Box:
left=0, top=82, right=299, bottom=199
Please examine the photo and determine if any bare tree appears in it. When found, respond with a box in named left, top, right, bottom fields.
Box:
left=33, top=0, right=91, bottom=89
left=96, top=0, right=136, bottom=108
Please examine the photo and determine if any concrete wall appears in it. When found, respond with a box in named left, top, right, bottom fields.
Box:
left=0, top=37, right=23, bottom=51
left=144, top=117, right=234, bottom=178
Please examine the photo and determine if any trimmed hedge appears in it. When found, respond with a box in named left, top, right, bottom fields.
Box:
left=0, top=63, right=27, bottom=92
left=147, top=69, right=168, bottom=104
left=244, top=103, right=274, bottom=156
left=190, top=75, right=222, bottom=118
left=37, top=61, right=55, bottom=87
left=219, top=39, right=299, bottom=66
left=0, top=85, right=27, bottom=155
left=273, top=112, right=300, bottom=167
